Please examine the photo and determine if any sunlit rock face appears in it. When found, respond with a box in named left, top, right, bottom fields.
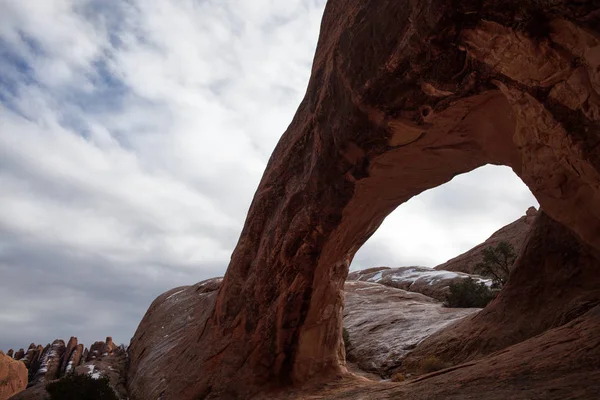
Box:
left=0, top=351, right=27, bottom=400
left=127, top=1, right=600, bottom=399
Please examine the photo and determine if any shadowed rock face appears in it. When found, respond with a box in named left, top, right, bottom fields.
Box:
left=127, top=1, right=600, bottom=398
left=401, top=211, right=600, bottom=371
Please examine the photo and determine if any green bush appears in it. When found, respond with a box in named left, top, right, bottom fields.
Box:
left=444, top=277, right=496, bottom=308
left=46, top=373, right=119, bottom=400
left=474, top=241, right=516, bottom=288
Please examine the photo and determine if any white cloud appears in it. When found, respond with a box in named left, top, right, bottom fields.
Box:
left=0, top=0, right=537, bottom=352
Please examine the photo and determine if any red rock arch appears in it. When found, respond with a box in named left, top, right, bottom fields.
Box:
left=128, top=1, right=600, bottom=399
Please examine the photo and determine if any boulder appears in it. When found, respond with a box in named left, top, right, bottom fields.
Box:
left=0, top=350, right=27, bottom=400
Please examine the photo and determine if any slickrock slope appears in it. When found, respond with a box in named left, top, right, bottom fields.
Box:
left=401, top=211, right=600, bottom=371
left=343, top=281, right=478, bottom=376
left=258, top=305, right=600, bottom=400
left=434, top=207, right=538, bottom=274
left=0, top=351, right=27, bottom=400
left=127, top=278, right=222, bottom=400
left=347, top=267, right=491, bottom=301
left=128, top=1, right=600, bottom=398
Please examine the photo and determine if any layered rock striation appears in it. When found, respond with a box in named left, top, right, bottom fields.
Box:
left=127, top=1, right=600, bottom=398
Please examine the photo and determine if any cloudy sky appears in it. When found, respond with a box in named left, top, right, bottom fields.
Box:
left=0, top=0, right=537, bottom=352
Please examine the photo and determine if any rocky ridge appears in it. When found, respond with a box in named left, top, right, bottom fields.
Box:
left=5, top=336, right=126, bottom=400
left=347, top=266, right=492, bottom=301
left=434, top=207, right=539, bottom=274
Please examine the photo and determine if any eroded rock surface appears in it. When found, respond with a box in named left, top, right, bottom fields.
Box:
left=402, top=211, right=600, bottom=371
left=127, top=1, right=600, bottom=398
left=0, top=351, right=27, bottom=400
left=7, top=335, right=126, bottom=399
left=259, top=305, right=600, bottom=400
left=127, top=278, right=222, bottom=400
left=434, top=207, right=538, bottom=274
left=347, top=267, right=491, bottom=301
left=343, top=281, right=478, bottom=376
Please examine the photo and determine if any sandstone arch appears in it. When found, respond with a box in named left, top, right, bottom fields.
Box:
left=128, top=1, right=600, bottom=399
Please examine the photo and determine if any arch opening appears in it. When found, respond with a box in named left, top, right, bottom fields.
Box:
left=351, top=164, right=538, bottom=272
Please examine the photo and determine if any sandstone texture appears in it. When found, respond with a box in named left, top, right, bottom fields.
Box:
left=347, top=266, right=491, bottom=301
left=343, top=281, right=478, bottom=376
left=434, top=207, right=538, bottom=273
left=401, top=211, right=600, bottom=371
left=7, top=336, right=125, bottom=400
left=127, top=278, right=222, bottom=400
left=0, top=351, right=27, bottom=400
left=127, top=1, right=600, bottom=398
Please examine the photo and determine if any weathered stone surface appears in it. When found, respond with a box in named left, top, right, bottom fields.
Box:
left=434, top=207, right=538, bottom=274
left=12, top=342, right=127, bottom=400
left=80, top=348, right=88, bottom=365
left=102, top=337, right=116, bottom=357
left=58, top=337, right=78, bottom=377
left=127, top=1, right=600, bottom=399
left=87, top=340, right=104, bottom=362
left=343, top=281, right=479, bottom=376
left=347, top=267, right=491, bottom=301
left=12, top=350, right=24, bottom=362
left=258, top=305, right=600, bottom=400
left=402, top=211, right=600, bottom=371
left=127, top=278, right=222, bottom=400
left=63, top=344, right=84, bottom=376
left=29, top=340, right=64, bottom=385
left=0, top=351, right=27, bottom=400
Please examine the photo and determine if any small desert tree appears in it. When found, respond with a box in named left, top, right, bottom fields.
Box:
left=474, top=241, right=516, bottom=288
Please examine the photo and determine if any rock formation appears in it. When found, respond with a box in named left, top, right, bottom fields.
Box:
left=434, top=207, right=538, bottom=273
left=347, top=266, right=491, bottom=301
left=401, top=211, right=600, bottom=371
left=0, top=351, right=27, bottom=400
left=343, top=281, right=478, bottom=376
left=8, top=336, right=127, bottom=400
left=127, top=1, right=600, bottom=399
